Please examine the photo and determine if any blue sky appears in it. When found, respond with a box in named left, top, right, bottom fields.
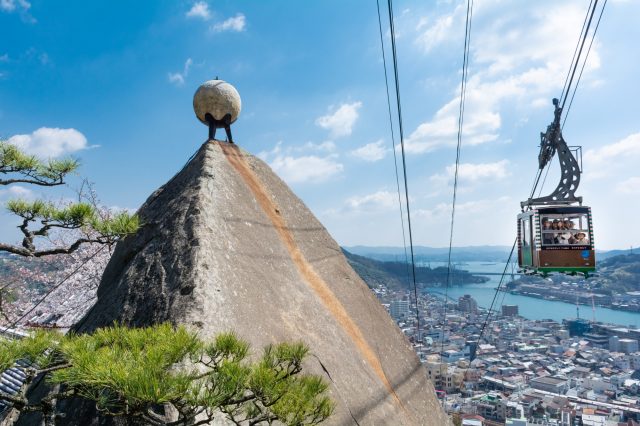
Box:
left=1, top=0, right=639, bottom=250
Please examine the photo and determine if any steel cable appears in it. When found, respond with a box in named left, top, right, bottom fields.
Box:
left=386, top=0, right=421, bottom=339
left=441, top=0, right=475, bottom=357
left=376, top=0, right=411, bottom=286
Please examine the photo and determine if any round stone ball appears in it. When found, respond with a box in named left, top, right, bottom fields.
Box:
left=193, top=80, right=242, bottom=126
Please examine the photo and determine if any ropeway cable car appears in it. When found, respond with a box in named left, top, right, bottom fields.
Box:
left=518, top=205, right=595, bottom=276
left=518, top=99, right=595, bottom=277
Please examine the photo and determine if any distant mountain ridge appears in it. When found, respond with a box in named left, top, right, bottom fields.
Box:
left=597, top=249, right=639, bottom=260
left=343, top=245, right=512, bottom=262
left=596, top=253, right=640, bottom=292
left=343, top=249, right=489, bottom=290
left=343, top=245, right=637, bottom=262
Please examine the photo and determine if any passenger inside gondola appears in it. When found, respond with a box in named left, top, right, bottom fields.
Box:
left=574, top=232, right=589, bottom=244
left=556, top=222, right=572, bottom=244
left=540, top=215, right=590, bottom=246
left=542, top=218, right=554, bottom=244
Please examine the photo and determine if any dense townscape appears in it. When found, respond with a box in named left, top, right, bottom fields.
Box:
left=4, top=251, right=640, bottom=425
left=375, top=284, right=640, bottom=425
left=0, top=247, right=109, bottom=331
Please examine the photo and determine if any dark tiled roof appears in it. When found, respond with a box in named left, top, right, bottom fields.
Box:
left=0, top=361, right=29, bottom=417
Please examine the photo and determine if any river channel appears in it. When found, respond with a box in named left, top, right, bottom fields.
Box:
left=422, top=261, right=640, bottom=327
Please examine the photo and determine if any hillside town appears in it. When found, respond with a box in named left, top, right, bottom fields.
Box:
left=4, top=252, right=640, bottom=425
left=376, top=285, right=640, bottom=426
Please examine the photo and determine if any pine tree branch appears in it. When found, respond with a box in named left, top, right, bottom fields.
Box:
left=190, top=416, right=218, bottom=426
left=0, top=238, right=102, bottom=257
left=140, top=412, right=167, bottom=426
left=36, top=363, right=71, bottom=375
left=31, top=238, right=96, bottom=256
left=18, top=217, right=36, bottom=252
left=226, top=393, right=258, bottom=406
left=0, top=177, right=65, bottom=187
left=0, top=242, right=32, bottom=256
left=249, top=414, right=278, bottom=426
left=32, top=222, right=82, bottom=237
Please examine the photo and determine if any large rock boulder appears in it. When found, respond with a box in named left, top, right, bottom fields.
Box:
left=65, top=141, right=448, bottom=425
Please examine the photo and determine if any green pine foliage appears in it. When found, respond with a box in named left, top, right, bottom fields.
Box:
left=1, top=140, right=140, bottom=257
left=0, top=324, right=334, bottom=425
left=0, top=330, right=58, bottom=372
left=90, top=211, right=140, bottom=240
left=0, top=141, right=79, bottom=187
left=5, top=199, right=138, bottom=239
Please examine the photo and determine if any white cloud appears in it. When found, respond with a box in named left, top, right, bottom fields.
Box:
left=294, top=141, right=336, bottom=153
left=584, top=132, right=640, bottom=177
left=315, top=101, right=362, bottom=138
left=345, top=190, right=398, bottom=212
left=257, top=141, right=283, bottom=160
left=258, top=140, right=336, bottom=159
left=406, top=2, right=602, bottom=154
left=585, top=132, right=640, bottom=162
left=429, top=160, right=510, bottom=186
left=0, top=0, right=29, bottom=12
left=0, top=185, right=35, bottom=199
left=7, top=127, right=89, bottom=158
left=186, top=1, right=211, bottom=20
left=211, top=14, right=246, bottom=33
left=259, top=141, right=343, bottom=184
left=168, top=58, right=193, bottom=86
left=415, top=4, right=463, bottom=53
left=415, top=196, right=510, bottom=220
left=404, top=95, right=501, bottom=153
left=350, top=139, right=389, bottom=162
left=616, top=177, right=640, bottom=194
left=270, top=155, right=343, bottom=184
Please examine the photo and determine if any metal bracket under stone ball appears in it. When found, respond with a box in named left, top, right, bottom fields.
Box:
left=205, top=113, right=233, bottom=143
left=193, top=79, right=242, bottom=144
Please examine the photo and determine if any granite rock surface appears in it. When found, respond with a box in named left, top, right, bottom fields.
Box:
left=43, top=141, right=449, bottom=425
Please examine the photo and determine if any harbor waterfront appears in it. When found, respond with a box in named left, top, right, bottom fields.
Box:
left=423, top=261, right=640, bottom=327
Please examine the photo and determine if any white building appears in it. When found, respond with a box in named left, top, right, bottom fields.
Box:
left=389, top=300, right=410, bottom=320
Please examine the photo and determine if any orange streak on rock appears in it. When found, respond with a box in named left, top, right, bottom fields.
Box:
left=219, top=142, right=407, bottom=414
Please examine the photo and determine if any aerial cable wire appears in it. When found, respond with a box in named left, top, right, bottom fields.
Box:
left=468, top=0, right=607, bottom=379
left=462, top=238, right=516, bottom=377
left=563, top=0, right=608, bottom=129
left=527, top=1, right=599, bottom=202
left=560, top=0, right=599, bottom=112
left=376, top=0, right=411, bottom=284
left=386, top=0, right=421, bottom=338
left=560, top=0, right=595, bottom=104
left=535, top=0, right=606, bottom=199
left=536, top=161, right=553, bottom=198
left=441, top=0, right=474, bottom=357
left=498, top=257, right=517, bottom=311
left=478, top=240, right=516, bottom=342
